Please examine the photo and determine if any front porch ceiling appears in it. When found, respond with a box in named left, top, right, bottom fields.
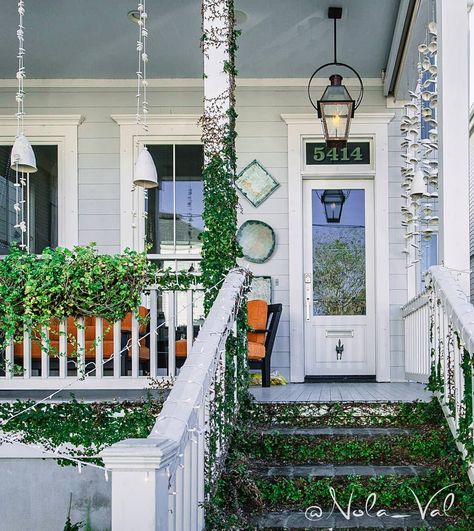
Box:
left=0, top=0, right=400, bottom=80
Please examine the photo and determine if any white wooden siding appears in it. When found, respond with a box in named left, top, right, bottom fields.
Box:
left=0, top=83, right=407, bottom=381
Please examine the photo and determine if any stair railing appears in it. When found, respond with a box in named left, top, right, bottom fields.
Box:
left=101, top=267, right=251, bottom=531
left=402, top=266, right=474, bottom=483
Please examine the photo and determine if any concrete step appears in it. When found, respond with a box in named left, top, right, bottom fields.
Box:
left=260, top=427, right=413, bottom=437
left=251, top=510, right=442, bottom=529
left=253, top=464, right=429, bottom=478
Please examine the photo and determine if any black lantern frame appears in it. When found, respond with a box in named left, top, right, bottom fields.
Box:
left=321, top=189, right=346, bottom=223
left=308, top=7, right=364, bottom=147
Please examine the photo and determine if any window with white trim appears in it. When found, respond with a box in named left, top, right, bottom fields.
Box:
left=0, top=144, right=58, bottom=254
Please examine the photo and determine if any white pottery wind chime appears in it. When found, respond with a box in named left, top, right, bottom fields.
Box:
left=11, top=0, right=37, bottom=252
left=401, top=17, right=439, bottom=268
left=131, top=0, right=158, bottom=247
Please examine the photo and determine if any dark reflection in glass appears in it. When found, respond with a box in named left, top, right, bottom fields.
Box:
left=312, top=189, right=366, bottom=316
left=146, top=145, right=204, bottom=255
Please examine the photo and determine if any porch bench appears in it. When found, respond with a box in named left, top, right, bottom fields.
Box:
left=12, top=308, right=150, bottom=374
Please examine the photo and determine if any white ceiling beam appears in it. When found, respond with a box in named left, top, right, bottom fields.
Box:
left=383, top=0, right=420, bottom=96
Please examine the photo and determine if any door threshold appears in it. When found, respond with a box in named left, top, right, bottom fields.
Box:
left=305, top=375, right=377, bottom=383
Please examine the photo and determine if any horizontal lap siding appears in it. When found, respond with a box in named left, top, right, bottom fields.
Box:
left=235, top=86, right=402, bottom=380
left=0, top=84, right=405, bottom=381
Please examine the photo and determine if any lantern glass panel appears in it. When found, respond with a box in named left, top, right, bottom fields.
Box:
left=319, top=102, right=353, bottom=142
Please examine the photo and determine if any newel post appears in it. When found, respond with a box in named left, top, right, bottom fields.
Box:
left=101, top=437, right=179, bottom=531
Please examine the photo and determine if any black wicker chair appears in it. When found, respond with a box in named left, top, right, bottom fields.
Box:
left=248, top=303, right=282, bottom=387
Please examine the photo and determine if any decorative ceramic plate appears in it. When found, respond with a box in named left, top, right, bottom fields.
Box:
left=237, top=220, right=276, bottom=263
left=235, top=160, right=280, bottom=207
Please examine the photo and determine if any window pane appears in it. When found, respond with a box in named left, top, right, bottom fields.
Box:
left=312, top=189, right=366, bottom=316
left=0, top=145, right=58, bottom=254
left=146, top=145, right=173, bottom=254
left=146, top=145, right=204, bottom=256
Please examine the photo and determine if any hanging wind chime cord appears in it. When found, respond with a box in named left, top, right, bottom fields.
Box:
left=14, top=0, right=27, bottom=251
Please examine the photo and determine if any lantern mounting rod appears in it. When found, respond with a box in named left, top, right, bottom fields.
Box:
left=307, top=6, right=364, bottom=113
left=328, top=7, right=342, bottom=63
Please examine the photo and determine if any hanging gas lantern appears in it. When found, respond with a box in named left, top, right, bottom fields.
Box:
left=321, top=189, right=346, bottom=223
left=308, top=7, right=364, bottom=147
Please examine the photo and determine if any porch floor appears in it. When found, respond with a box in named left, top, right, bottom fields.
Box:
left=250, top=382, right=432, bottom=403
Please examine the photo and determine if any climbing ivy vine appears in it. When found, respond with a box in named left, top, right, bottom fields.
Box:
left=200, top=0, right=242, bottom=313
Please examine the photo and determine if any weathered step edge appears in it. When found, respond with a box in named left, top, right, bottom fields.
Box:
left=251, top=509, right=443, bottom=529
left=259, top=427, right=414, bottom=437
left=253, top=464, right=429, bottom=478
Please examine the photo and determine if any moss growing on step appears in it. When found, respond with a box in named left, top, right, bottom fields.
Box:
left=240, top=429, right=451, bottom=467
left=249, top=400, right=442, bottom=429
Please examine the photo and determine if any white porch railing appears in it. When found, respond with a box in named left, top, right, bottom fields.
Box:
left=101, top=267, right=250, bottom=531
left=402, top=266, right=474, bottom=483
left=401, top=291, right=430, bottom=383
left=0, top=284, right=204, bottom=389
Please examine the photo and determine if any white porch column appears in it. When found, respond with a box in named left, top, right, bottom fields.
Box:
left=436, top=0, right=470, bottom=293
left=202, top=0, right=233, bottom=158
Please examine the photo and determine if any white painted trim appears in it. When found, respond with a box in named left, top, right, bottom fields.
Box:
left=116, top=115, right=202, bottom=251
left=0, top=78, right=384, bottom=88
left=282, top=113, right=394, bottom=383
left=0, top=115, right=82, bottom=249
left=0, top=114, right=84, bottom=126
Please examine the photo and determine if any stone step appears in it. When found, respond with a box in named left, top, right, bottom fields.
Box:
left=260, top=427, right=413, bottom=437
left=251, top=510, right=442, bottom=529
left=253, top=464, right=429, bottom=478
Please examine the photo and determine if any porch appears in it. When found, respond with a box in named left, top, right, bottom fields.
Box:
left=250, top=381, right=432, bottom=403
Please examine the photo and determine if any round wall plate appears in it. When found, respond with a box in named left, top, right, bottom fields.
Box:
left=237, top=220, right=276, bottom=263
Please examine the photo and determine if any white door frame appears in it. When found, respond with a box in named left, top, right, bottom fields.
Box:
left=281, top=113, right=394, bottom=382
left=303, top=179, right=376, bottom=376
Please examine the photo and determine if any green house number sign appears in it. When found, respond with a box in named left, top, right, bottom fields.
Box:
left=305, top=142, right=370, bottom=165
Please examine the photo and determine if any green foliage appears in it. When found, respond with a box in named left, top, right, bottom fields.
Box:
left=313, top=236, right=366, bottom=315
left=207, top=399, right=474, bottom=530
left=240, top=430, right=450, bottom=466
left=247, top=400, right=442, bottom=429
left=0, top=395, right=164, bottom=466
left=0, top=244, right=152, bottom=346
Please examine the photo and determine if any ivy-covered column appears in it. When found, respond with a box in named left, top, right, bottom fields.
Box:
left=201, top=0, right=239, bottom=312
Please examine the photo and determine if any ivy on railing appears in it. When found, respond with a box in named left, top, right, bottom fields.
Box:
left=425, top=270, right=474, bottom=467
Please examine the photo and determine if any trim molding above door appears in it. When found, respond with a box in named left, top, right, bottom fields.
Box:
left=281, top=112, right=394, bottom=383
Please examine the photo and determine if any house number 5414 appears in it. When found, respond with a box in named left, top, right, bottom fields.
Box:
left=313, top=146, right=363, bottom=162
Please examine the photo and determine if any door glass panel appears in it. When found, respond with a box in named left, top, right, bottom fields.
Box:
left=312, top=189, right=366, bottom=316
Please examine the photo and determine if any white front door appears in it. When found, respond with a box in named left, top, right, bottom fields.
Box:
left=303, top=180, right=375, bottom=377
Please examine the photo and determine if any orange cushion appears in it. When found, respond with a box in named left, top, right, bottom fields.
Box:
left=248, top=340, right=266, bottom=360
left=176, top=339, right=188, bottom=358
left=248, top=299, right=268, bottom=345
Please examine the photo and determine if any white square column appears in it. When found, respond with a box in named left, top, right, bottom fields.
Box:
left=436, top=0, right=471, bottom=293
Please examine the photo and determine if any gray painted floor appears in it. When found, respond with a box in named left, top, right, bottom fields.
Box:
left=250, top=382, right=432, bottom=403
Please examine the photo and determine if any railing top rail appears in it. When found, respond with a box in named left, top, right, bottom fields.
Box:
left=401, top=290, right=430, bottom=318
left=425, top=265, right=474, bottom=352
left=101, top=267, right=250, bottom=471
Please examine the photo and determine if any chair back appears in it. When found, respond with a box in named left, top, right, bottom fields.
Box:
left=264, top=303, right=282, bottom=355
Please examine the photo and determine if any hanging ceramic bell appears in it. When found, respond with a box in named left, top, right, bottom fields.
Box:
left=410, top=167, right=426, bottom=199
left=133, top=146, right=158, bottom=188
left=10, top=133, right=37, bottom=173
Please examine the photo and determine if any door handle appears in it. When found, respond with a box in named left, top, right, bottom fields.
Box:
left=304, top=273, right=311, bottom=321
